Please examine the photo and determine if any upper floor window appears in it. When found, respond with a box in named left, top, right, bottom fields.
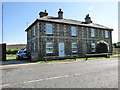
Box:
left=46, top=43, right=53, bottom=53
left=91, top=29, right=95, bottom=37
left=91, top=43, right=96, bottom=52
left=33, top=26, right=35, bottom=36
left=72, top=43, right=77, bottom=53
left=105, top=30, right=108, bottom=38
left=46, top=24, right=52, bottom=34
left=71, top=27, right=76, bottom=36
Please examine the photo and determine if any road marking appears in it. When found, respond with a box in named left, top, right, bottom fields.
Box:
left=74, top=74, right=80, bottom=76
left=2, top=73, right=80, bottom=87
left=0, top=84, right=10, bottom=87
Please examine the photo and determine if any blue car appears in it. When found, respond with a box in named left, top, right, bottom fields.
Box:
left=16, top=50, right=28, bottom=60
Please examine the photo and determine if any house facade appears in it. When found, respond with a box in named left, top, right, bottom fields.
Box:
left=25, top=9, right=113, bottom=61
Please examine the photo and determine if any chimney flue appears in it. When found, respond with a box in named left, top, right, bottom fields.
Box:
left=45, top=10, right=47, bottom=13
left=58, top=8, right=63, bottom=19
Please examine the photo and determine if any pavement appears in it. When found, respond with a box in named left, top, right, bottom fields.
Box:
left=1, top=53, right=119, bottom=66
left=0, top=59, right=32, bottom=65
left=0, top=57, right=118, bottom=88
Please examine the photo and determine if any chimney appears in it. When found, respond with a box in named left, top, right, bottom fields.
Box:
left=39, top=10, right=48, bottom=18
left=85, top=14, right=92, bottom=24
left=58, top=8, right=63, bottom=19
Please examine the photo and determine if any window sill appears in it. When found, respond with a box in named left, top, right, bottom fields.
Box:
left=72, top=52, right=77, bottom=53
left=46, top=53, right=53, bottom=56
left=46, top=52, right=53, bottom=54
left=46, top=34, right=53, bottom=36
left=72, top=36, right=77, bottom=37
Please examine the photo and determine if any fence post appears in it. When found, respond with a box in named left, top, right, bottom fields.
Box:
left=0, top=43, right=6, bottom=61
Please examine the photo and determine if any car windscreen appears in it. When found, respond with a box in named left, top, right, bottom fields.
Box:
left=18, top=50, right=25, bottom=53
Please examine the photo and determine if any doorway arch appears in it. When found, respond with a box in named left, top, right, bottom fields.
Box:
left=96, top=40, right=109, bottom=53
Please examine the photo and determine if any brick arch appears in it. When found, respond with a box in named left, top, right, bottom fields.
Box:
left=96, top=40, right=109, bottom=53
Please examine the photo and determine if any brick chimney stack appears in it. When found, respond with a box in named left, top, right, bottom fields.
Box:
left=39, top=10, right=48, bottom=18
left=58, top=8, right=63, bottom=19
left=85, top=14, right=92, bottom=24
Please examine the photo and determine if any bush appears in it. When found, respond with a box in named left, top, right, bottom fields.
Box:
left=6, top=49, right=20, bottom=54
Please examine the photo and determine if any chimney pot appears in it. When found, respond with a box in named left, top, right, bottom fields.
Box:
left=45, top=10, right=47, bottom=13
left=59, top=8, right=61, bottom=11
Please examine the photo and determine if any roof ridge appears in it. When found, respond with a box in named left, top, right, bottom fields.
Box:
left=26, top=16, right=113, bottom=31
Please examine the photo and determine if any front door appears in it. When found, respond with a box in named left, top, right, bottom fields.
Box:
left=59, top=43, right=65, bottom=57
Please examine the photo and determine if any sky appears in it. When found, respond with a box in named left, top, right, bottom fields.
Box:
left=1, top=2, right=118, bottom=44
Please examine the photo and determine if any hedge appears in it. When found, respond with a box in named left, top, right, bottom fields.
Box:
left=6, top=49, right=20, bottom=54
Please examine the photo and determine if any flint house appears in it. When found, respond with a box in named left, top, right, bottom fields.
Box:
left=25, top=9, right=113, bottom=61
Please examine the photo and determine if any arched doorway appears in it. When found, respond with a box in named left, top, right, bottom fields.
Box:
left=96, top=40, right=109, bottom=53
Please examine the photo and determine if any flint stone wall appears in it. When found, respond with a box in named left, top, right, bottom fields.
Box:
left=27, top=21, right=112, bottom=61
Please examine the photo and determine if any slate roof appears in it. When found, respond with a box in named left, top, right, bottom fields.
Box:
left=25, top=16, right=113, bottom=31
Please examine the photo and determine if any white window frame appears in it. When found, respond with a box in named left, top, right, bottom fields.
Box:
left=71, top=27, right=76, bottom=36
left=91, top=43, right=96, bottom=52
left=33, top=26, right=35, bottom=36
left=46, top=24, right=52, bottom=34
left=105, top=30, right=109, bottom=38
left=72, top=43, right=77, bottom=53
left=91, top=29, right=95, bottom=37
left=46, top=43, right=53, bottom=53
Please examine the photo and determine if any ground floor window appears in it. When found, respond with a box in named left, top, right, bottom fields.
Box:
left=91, top=43, right=96, bottom=52
left=72, top=43, right=77, bottom=53
left=46, top=43, right=53, bottom=53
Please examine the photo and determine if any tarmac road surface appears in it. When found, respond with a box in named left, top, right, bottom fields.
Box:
left=1, top=58, right=118, bottom=88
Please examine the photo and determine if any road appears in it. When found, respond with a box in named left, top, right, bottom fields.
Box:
left=1, top=58, right=118, bottom=88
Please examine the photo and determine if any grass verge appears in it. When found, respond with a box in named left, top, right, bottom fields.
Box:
left=6, top=54, right=16, bottom=60
left=37, top=55, right=120, bottom=63
left=6, top=57, right=16, bottom=60
left=37, top=59, right=75, bottom=63
left=110, top=55, right=120, bottom=58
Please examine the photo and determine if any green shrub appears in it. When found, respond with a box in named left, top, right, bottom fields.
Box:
left=112, top=43, right=120, bottom=54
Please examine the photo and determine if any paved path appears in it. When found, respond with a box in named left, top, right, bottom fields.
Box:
left=1, top=58, right=118, bottom=88
left=0, top=59, right=32, bottom=65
